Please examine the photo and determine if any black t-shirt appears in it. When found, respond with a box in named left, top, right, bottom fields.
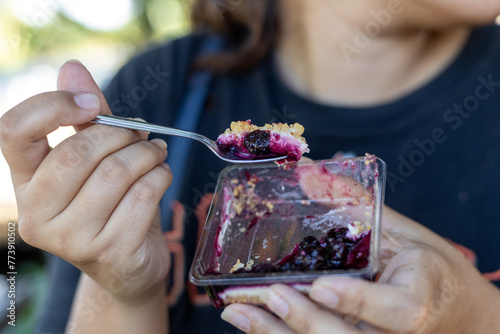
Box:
left=39, top=25, right=500, bottom=334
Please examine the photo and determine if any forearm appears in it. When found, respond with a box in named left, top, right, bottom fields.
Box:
left=66, top=274, right=168, bottom=334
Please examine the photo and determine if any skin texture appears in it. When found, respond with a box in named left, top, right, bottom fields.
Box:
left=0, top=0, right=499, bottom=333
left=0, top=61, right=172, bottom=333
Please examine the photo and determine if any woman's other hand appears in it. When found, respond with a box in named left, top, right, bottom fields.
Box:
left=221, top=207, right=500, bottom=333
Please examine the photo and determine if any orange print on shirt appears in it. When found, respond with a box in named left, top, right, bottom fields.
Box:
left=186, top=193, right=213, bottom=306
left=164, top=194, right=214, bottom=307
left=164, top=200, right=186, bottom=306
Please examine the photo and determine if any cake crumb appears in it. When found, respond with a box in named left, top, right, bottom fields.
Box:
left=230, top=259, right=245, bottom=273
left=223, top=120, right=307, bottom=144
left=347, top=220, right=371, bottom=239
left=245, top=259, right=254, bottom=270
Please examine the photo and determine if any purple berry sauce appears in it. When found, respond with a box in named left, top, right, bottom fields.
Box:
left=231, top=227, right=370, bottom=274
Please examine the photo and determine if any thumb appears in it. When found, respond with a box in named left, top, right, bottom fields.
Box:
left=57, top=60, right=112, bottom=130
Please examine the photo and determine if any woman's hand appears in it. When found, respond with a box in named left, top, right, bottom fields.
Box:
left=221, top=207, right=500, bottom=333
left=0, top=60, right=173, bottom=303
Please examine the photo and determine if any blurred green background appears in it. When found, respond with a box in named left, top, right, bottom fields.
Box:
left=0, top=0, right=191, bottom=332
left=0, top=0, right=191, bottom=72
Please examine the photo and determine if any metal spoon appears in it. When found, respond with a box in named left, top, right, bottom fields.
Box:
left=90, top=115, right=287, bottom=164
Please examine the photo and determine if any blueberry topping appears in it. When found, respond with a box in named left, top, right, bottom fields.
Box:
left=232, top=228, right=371, bottom=274
left=243, top=130, right=272, bottom=155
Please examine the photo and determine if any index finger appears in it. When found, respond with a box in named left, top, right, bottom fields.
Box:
left=0, top=91, right=101, bottom=187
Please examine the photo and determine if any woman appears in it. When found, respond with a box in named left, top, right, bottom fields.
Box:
left=1, top=0, right=499, bottom=333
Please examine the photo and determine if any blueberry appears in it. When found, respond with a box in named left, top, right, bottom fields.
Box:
left=299, top=236, right=320, bottom=251
left=329, top=241, right=347, bottom=262
left=243, top=130, right=272, bottom=155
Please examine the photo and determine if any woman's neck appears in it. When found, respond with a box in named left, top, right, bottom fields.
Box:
left=276, top=0, right=471, bottom=107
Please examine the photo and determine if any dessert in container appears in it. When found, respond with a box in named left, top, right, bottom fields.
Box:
left=189, top=155, right=386, bottom=308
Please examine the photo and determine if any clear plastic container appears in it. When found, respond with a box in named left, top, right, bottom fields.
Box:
left=189, top=156, right=386, bottom=308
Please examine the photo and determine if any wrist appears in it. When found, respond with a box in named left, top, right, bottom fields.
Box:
left=112, top=283, right=167, bottom=334
left=90, top=253, right=170, bottom=305
left=112, top=280, right=166, bottom=308
left=68, top=274, right=167, bottom=334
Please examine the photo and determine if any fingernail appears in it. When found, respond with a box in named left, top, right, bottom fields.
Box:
left=266, top=288, right=289, bottom=318
left=150, top=138, right=168, bottom=150
left=221, top=308, right=251, bottom=332
left=160, top=162, right=171, bottom=170
left=65, top=59, right=83, bottom=65
left=74, top=93, right=100, bottom=110
left=310, top=286, right=339, bottom=308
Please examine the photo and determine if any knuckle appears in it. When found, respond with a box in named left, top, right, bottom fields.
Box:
left=17, top=217, right=37, bottom=246
left=407, top=246, right=448, bottom=277
left=247, top=311, right=266, bottom=331
left=129, top=178, right=158, bottom=204
left=395, top=287, right=434, bottom=332
left=405, top=300, right=432, bottom=332
left=50, top=225, right=73, bottom=258
left=136, top=140, right=160, bottom=158
left=97, top=154, right=132, bottom=185
left=55, top=136, right=94, bottom=169
left=0, top=111, right=20, bottom=145
left=281, top=307, right=315, bottom=334
left=54, top=228, right=99, bottom=267
left=47, top=91, right=83, bottom=115
left=140, top=140, right=167, bottom=161
left=65, top=251, right=96, bottom=268
left=155, top=165, right=173, bottom=187
left=294, top=316, right=315, bottom=334
left=70, top=246, right=100, bottom=267
left=348, top=294, right=367, bottom=319
left=45, top=91, right=67, bottom=108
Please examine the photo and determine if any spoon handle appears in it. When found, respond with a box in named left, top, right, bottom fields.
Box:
left=90, top=115, right=204, bottom=141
